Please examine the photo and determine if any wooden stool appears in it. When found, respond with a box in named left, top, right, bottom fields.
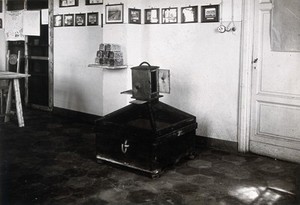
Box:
left=0, top=72, right=30, bottom=127
left=1, top=50, right=22, bottom=124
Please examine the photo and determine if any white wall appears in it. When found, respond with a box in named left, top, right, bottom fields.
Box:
left=53, top=0, right=104, bottom=115
left=143, top=23, right=241, bottom=142
left=101, top=0, right=242, bottom=142
left=54, top=0, right=242, bottom=142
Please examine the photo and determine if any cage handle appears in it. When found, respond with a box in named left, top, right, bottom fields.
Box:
left=139, top=62, right=151, bottom=67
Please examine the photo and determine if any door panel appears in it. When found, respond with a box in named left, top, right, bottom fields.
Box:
left=250, top=0, right=300, bottom=163
left=28, top=58, right=49, bottom=106
left=258, top=103, right=300, bottom=141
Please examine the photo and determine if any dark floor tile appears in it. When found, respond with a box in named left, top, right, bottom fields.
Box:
left=1, top=108, right=299, bottom=205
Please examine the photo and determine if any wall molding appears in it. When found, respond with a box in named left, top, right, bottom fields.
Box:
left=53, top=107, right=101, bottom=124
left=196, top=136, right=238, bottom=153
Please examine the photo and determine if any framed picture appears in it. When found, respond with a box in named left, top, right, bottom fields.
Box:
left=145, top=8, right=159, bottom=24
left=201, top=5, right=219, bottom=23
left=128, top=8, right=141, bottom=24
left=0, top=19, right=2, bottom=29
left=75, top=13, right=86, bottom=26
left=86, top=0, right=103, bottom=5
left=105, top=4, right=124, bottom=24
left=54, top=15, right=63, bottom=27
left=162, top=7, right=178, bottom=24
left=59, top=0, right=78, bottom=7
left=0, top=0, right=2, bottom=12
left=181, top=6, right=198, bottom=23
left=64, top=14, right=74, bottom=26
left=87, top=12, right=98, bottom=26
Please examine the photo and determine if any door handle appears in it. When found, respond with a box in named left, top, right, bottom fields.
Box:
left=253, top=58, right=258, bottom=69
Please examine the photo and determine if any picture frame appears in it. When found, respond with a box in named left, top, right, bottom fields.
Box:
left=75, top=13, right=86, bottom=26
left=87, top=12, right=99, bottom=26
left=105, top=4, right=124, bottom=24
left=145, top=8, right=159, bottom=24
left=64, top=14, right=74, bottom=26
left=128, top=8, right=141, bottom=24
left=0, top=0, right=2, bottom=13
left=181, top=6, right=198, bottom=23
left=54, top=15, right=63, bottom=27
left=0, top=19, right=2, bottom=29
left=59, top=0, right=78, bottom=8
left=162, top=7, right=178, bottom=24
left=201, top=5, right=219, bottom=23
left=86, top=0, right=103, bottom=5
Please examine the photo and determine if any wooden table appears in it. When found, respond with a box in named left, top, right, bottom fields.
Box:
left=0, top=71, right=30, bottom=127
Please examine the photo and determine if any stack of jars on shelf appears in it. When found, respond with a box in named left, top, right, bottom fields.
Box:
left=95, top=43, right=124, bottom=66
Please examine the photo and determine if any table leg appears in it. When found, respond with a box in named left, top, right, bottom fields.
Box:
left=13, top=79, right=24, bottom=127
left=4, top=80, right=13, bottom=123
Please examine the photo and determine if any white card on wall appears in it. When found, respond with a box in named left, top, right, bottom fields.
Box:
left=23, top=10, right=40, bottom=36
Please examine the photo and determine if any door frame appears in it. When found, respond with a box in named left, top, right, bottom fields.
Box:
left=23, top=0, right=54, bottom=111
left=237, top=0, right=256, bottom=153
left=238, top=0, right=275, bottom=153
left=48, top=0, right=54, bottom=111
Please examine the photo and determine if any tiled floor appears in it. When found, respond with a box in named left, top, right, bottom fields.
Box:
left=0, top=109, right=299, bottom=205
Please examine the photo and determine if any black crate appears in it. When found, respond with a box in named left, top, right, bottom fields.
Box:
left=95, top=100, right=197, bottom=178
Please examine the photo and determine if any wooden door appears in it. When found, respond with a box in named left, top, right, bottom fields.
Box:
left=250, top=0, right=300, bottom=163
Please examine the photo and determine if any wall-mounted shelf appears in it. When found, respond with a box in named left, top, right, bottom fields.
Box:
left=88, top=64, right=127, bottom=70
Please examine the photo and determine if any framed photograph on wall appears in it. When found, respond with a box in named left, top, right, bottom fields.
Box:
left=0, top=0, right=2, bottom=12
left=59, top=0, right=78, bottom=7
left=86, top=0, right=103, bottom=5
left=54, top=15, right=63, bottom=27
left=64, top=14, right=74, bottom=26
left=145, top=8, right=159, bottom=24
left=128, top=8, right=141, bottom=24
left=162, top=7, right=178, bottom=24
left=181, top=6, right=198, bottom=23
left=75, top=13, right=86, bottom=26
left=105, top=4, right=124, bottom=24
left=87, top=12, right=99, bottom=26
left=0, top=19, right=2, bottom=29
left=201, top=5, right=219, bottom=23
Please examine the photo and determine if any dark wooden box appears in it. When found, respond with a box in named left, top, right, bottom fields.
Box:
left=95, top=100, right=197, bottom=178
left=131, top=62, right=160, bottom=101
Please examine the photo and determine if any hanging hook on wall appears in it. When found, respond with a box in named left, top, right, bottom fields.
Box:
left=217, top=0, right=236, bottom=33
left=217, top=0, right=226, bottom=33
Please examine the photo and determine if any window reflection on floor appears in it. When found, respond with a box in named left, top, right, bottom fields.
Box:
left=228, top=186, right=296, bottom=204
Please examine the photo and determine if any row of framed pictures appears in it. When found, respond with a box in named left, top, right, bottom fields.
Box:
left=105, top=4, right=219, bottom=24
left=60, top=0, right=102, bottom=7
left=130, top=5, right=219, bottom=24
left=54, top=4, right=220, bottom=27
left=54, top=13, right=100, bottom=27
left=129, top=4, right=219, bottom=24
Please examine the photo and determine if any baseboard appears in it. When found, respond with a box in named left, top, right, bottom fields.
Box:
left=195, top=135, right=238, bottom=153
left=53, top=107, right=101, bottom=124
